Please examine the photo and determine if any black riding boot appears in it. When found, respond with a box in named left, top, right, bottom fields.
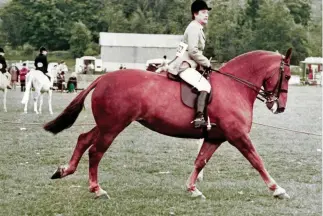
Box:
left=44, top=73, right=51, bottom=81
left=193, top=91, right=208, bottom=128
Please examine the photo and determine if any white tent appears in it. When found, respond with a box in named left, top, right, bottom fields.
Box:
left=300, top=57, right=323, bottom=64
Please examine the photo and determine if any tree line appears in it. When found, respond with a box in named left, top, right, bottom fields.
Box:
left=0, top=0, right=321, bottom=64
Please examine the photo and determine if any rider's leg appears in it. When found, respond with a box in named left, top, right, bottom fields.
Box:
left=43, top=72, right=51, bottom=81
left=194, top=90, right=209, bottom=127
left=178, top=64, right=211, bottom=128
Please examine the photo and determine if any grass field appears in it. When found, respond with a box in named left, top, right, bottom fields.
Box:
left=0, top=86, right=321, bottom=216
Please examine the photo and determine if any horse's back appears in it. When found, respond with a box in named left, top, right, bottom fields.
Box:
left=98, top=69, right=171, bottom=89
left=92, top=69, right=179, bottom=107
left=28, top=69, right=52, bottom=90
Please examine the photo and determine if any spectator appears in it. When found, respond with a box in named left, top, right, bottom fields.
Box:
left=67, top=72, right=78, bottom=93
left=19, top=63, right=28, bottom=92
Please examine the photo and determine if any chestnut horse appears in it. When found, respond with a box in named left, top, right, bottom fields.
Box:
left=44, top=49, right=292, bottom=200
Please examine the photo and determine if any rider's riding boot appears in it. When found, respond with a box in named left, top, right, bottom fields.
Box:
left=193, top=91, right=208, bottom=128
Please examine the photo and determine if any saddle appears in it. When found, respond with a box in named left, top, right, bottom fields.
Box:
left=167, top=73, right=213, bottom=108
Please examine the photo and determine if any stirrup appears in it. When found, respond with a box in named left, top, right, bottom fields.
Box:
left=191, top=117, right=206, bottom=128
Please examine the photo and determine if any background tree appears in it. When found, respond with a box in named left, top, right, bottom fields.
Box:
left=0, top=0, right=320, bottom=64
left=69, top=21, right=92, bottom=58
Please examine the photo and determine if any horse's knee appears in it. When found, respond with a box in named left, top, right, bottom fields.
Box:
left=194, top=158, right=207, bottom=171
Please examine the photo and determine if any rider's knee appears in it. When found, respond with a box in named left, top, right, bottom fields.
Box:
left=197, top=82, right=211, bottom=93
left=179, top=62, right=191, bottom=72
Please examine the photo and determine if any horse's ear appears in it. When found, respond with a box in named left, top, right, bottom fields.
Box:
left=284, top=48, right=292, bottom=63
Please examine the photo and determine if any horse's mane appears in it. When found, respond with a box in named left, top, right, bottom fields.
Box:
left=219, top=50, right=282, bottom=75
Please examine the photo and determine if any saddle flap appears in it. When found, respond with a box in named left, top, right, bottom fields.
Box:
left=181, top=82, right=212, bottom=108
left=166, top=72, right=212, bottom=108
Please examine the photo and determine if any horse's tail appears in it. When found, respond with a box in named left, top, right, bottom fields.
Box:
left=21, top=72, right=33, bottom=104
left=43, top=76, right=102, bottom=134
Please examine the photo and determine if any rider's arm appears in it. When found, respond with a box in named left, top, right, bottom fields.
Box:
left=43, top=56, right=48, bottom=72
left=34, top=56, right=39, bottom=68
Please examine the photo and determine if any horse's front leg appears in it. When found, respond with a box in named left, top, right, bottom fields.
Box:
left=196, top=139, right=204, bottom=181
left=186, top=139, right=223, bottom=199
left=230, top=134, right=290, bottom=199
left=3, top=88, right=7, bottom=112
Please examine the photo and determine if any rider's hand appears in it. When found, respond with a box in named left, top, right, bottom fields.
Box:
left=203, top=65, right=212, bottom=72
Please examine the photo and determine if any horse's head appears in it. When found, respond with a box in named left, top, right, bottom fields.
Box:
left=263, top=48, right=292, bottom=114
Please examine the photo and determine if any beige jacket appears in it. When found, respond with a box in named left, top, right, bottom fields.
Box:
left=168, top=20, right=210, bottom=75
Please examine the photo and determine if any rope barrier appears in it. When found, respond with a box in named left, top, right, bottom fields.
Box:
left=0, top=121, right=95, bottom=126
left=0, top=120, right=321, bottom=137
left=252, top=122, right=322, bottom=137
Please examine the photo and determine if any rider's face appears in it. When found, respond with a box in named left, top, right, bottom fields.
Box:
left=43, top=51, right=48, bottom=55
left=194, top=10, right=209, bottom=25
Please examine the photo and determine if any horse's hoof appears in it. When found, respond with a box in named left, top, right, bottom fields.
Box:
left=51, top=166, right=64, bottom=179
left=95, top=193, right=110, bottom=200
left=189, top=188, right=206, bottom=199
left=4, top=110, right=7, bottom=113
left=94, top=189, right=110, bottom=200
left=273, top=187, right=290, bottom=199
left=274, top=192, right=290, bottom=199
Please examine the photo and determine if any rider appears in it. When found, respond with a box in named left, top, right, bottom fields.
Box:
left=171, top=0, right=212, bottom=128
left=35, top=46, right=50, bottom=81
left=0, top=47, right=11, bottom=89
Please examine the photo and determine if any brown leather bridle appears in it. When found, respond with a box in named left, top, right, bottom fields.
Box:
left=209, top=57, right=290, bottom=103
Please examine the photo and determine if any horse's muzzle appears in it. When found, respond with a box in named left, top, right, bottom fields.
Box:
left=274, top=107, right=285, bottom=114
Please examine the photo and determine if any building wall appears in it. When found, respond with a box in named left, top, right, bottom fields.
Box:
left=101, top=46, right=177, bottom=71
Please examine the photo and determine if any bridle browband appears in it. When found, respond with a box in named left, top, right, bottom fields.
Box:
left=207, top=57, right=290, bottom=103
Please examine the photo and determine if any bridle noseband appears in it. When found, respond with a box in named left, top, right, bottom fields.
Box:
left=260, top=59, right=289, bottom=103
left=208, top=57, right=290, bottom=103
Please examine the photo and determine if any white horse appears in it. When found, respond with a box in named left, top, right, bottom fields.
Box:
left=21, top=69, right=54, bottom=115
left=0, top=72, right=11, bottom=112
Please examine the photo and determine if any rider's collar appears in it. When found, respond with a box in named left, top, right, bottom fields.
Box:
left=192, top=20, right=204, bottom=30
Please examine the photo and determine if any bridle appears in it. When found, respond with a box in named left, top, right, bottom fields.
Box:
left=207, top=57, right=290, bottom=103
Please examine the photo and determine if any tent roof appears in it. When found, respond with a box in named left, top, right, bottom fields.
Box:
left=300, top=57, right=323, bottom=64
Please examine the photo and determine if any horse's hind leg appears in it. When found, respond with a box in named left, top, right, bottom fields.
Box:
left=48, top=90, right=53, bottom=115
left=187, top=139, right=223, bottom=199
left=23, top=98, right=28, bottom=114
left=3, top=88, right=7, bottom=112
left=88, top=123, right=130, bottom=199
left=51, top=127, right=99, bottom=179
left=33, top=89, right=41, bottom=114
left=38, top=94, right=44, bottom=114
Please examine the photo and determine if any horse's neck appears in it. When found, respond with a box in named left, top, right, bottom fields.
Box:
left=214, top=52, right=278, bottom=101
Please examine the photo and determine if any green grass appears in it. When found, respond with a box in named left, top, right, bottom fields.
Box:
left=0, top=86, right=321, bottom=216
